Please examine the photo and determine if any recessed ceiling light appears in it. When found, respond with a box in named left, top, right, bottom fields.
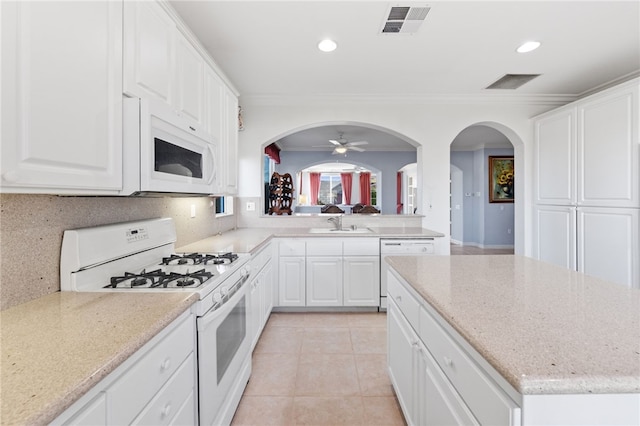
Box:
left=516, top=41, right=541, bottom=53
left=318, top=39, right=337, bottom=53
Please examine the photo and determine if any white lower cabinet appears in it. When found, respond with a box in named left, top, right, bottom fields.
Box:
left=250, top=243, right=275, bottom=349
left=306, top=256, right=343, bottom=306
left=52, top=311, right=196, bottom=426
left=387, top=270, right=521, bottom=426
left=343, top=256, right=380, bottom=306
left=577, top=207, right=639, bottom=288
left=535, top=205, right=639, bottom=288
left=276, top=237, right=380, bottom=308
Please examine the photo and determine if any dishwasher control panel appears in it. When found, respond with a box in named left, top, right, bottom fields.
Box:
left=380, top=239, right=435, bottom=254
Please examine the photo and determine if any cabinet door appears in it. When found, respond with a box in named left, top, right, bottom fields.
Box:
left=204, top=67, right=224, bottom=194
left=418, top=342, right=479, bottom=426
left=578, top=83, right=639, bottom=207
left=578, top=207, right=639, bottom=288
left=387, top=298, right=419, bottom=426
left=249, top=276, right=262, bottom=349
left=123, top=1, right=175, bottom=104
left=534, top=107, right=576, bottom=205
left=278, top=257, right=305, bottom=306
left=1, top=1, right=123, bottom=193
left=306, top=257, right=343, bottom=306
left=175, top=31, right=204, bottom=125
left=343, top=256, right=380, bottom=306
left=262, top=262, right=274, bottom=322
left=61, top=393, right=107, bottom=426
left=533, top=205, right=577, bottom=270
left=223, top=87, right=239, bottom=194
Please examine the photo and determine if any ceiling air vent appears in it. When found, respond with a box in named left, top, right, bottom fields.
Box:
left=485, top=74, right=541, bottom=90
left=381, top=4, right=431, bottom=34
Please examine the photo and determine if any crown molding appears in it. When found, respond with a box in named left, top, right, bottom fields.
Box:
left=239, top=93, right=578, bottom=107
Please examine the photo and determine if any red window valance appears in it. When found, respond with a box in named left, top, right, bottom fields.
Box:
left=264, top=143, right=281, bottom=164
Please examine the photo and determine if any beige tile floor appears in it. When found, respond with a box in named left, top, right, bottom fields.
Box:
left=231, top=312, right=406, bottom=426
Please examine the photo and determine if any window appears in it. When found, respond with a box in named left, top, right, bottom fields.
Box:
left=318, top=173, right=342, bottom=204
left=215, top=196, right=234, bottom=216
left=370, top=174, right=377, bottom=205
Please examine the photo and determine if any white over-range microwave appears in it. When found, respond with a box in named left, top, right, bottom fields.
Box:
left=121, top=97, right=218, bottom=196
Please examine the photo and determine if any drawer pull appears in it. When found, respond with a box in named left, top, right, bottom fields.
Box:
left=160, top=357, right=171, bottom=372
left=443, top=356, right=453, bottom=368
left=161, top=402, right=172, bottom=419
left=395, top=295, right=402, bottom=302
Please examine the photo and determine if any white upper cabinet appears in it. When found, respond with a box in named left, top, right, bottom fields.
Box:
left=577, top=83, right=639, bottom=207
left=1, top=1, right=123, bottom=194
left=175, top=30, right=205, bottom=125
left=534, top=107, right=576, bottom=205
left=204, top=67, right=224, bottom=194
left=223, top=87, right=239, bottom=194
left=534, top=78, right=639, bottom=208
left=123, top=1, right=175, bottom=105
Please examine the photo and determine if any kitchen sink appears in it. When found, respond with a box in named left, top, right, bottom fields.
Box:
left=308, top=227, right=374, bottom=234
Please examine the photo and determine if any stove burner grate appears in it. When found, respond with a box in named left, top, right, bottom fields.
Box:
left=161, top=252, right=238, bottom=266
left=106, top=269, right=166, bottom=289
left=161, top=269, right=213, bottom=288
left=107, top=268, right=215, bottom=289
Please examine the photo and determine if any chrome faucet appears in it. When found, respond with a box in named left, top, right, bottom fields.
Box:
left=327, top=215, right=342, bottom=230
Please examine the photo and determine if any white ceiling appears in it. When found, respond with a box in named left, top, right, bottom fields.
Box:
left=170, top=0, right=640, bottom=149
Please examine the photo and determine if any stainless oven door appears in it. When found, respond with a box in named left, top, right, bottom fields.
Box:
left=197, top=275, right=251, bottom=426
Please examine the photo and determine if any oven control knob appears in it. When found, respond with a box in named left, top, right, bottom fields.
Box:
left=212, top=293, right=223, bottom=303
left=220, top=285, right=229, bottom=296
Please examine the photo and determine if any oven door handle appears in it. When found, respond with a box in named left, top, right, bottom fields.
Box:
left=197, top=273, right=250, bottom=332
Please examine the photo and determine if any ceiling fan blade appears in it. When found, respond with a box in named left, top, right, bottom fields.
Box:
left=349, top=146, right=366, bottom=152
left=312, top=145, right=332, bottom=148
left=329, top=139, right=341, bottom=146
left=347, top=141, right=368, bottom=146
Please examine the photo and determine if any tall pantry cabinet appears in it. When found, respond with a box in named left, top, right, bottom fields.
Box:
left=533, top=78, right=639, bottom=288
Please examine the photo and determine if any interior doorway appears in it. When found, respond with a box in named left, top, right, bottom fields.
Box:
left=449, top=124, right=515, bottom=252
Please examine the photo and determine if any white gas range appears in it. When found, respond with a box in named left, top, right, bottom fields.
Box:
left=60, top=218, right=253, bottom=426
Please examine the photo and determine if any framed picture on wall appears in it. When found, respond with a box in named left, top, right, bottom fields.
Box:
left=488, top=156, right=514, bottom=203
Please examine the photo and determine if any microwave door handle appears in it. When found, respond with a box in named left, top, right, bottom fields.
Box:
left=207, top=144, right=216, bottom=185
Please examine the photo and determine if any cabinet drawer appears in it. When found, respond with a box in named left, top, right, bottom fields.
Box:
left=132, top=353, right=195, bottom=425
left=419, top=306, right=520, bottom=426
left=343, top=238, right=379, bottom=256
left=107, top=314, right=195, bottom=425
left=306, top=238, right=342, bottom=256
left=386, top=270, right=420, bottom=330
left=279, top=240, right=305, bottom=256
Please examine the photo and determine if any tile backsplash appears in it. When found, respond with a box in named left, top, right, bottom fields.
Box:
left=0, top=194, right=234, bottom=310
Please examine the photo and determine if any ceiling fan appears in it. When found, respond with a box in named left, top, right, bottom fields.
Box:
left=313, top=133, right=368, bottom=155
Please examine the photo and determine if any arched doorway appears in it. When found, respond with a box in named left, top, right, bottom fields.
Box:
left=449, top=123, right=519, bottom=254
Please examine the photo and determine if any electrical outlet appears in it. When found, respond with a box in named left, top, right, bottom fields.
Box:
left=190, top=204, right=196, bottom=218
left=246, top=202, right=255, bottom=211
left=507, top=228, right=512, bottom=234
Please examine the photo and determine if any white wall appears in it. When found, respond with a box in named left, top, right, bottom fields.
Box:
left=237, top=98, right=562, bottom=255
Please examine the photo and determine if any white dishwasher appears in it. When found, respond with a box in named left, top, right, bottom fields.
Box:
left=380, top=238, right=435, bottom=310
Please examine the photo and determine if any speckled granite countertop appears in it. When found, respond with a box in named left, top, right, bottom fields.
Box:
left=385, top=255, right=640, bottom=395
left=0, top=292, right=198, bottom=425
left=177, top=226, right=444, bottom=253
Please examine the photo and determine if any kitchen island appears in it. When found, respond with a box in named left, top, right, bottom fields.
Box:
left=386, top=255, right=640, bottom=425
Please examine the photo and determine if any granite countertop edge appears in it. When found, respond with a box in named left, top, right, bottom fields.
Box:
left=177, top=226, right=445, bottom=254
